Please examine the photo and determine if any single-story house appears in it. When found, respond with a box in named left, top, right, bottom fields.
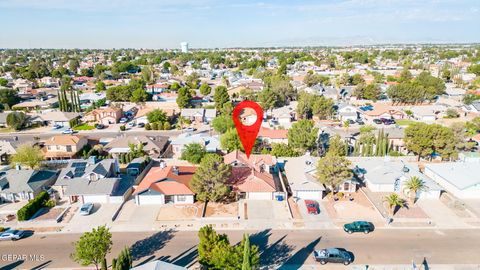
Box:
left=424, top=161, right=480, bottom=199
left=180, top=108, right=216, bottom=124
left=337, top=103, right=360, bottom=121
left=0, top=169, right=58, bottom=202
left=104, top=135, right=169, bottom=159
left=284, top=155, right=326, bottom=200
left=32, top=111, right=81, bottom=128
left=0, top=140, right=16, bottom=165
left=407, top=104, right=447, bottom=122
left=170, top=133, right=220, bottom=158
left=134, top=165, right=196, bottom=205
left=258, top=127, right=288, bottom=145
left=53, top=158, right=121, bottom=203
left=352, top=157, right=442, bottom=199
left=363, top=104, right=405, bottom=120
left=84, top=107, right=122, bottom=125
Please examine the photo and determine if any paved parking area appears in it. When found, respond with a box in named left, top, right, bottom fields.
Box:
left=116, top=199, right=158, bottom=223
left=63, top=203, right=119, bottom=233
left=246, top=200, right=290, bottom=220
left=296, top=199, right=331, bottom=221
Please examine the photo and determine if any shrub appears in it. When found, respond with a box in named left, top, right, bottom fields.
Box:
left=144, top=123, right=151, bottom=130
left=0, top=227, right=4, bottom=232
left=17, top=191, right=50, bottom=221
left=163, top=122, right=171, bottom=130
left=119, top=125, right=126, bottom=131
left=157, top=122, right=165, bottom=130
left=151, top=122, right=158, bottom=130
left=45, top=199, right=56, bottom=208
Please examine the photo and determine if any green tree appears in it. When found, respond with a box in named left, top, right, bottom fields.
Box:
left=6, top=111, right=26, bottom=130
left=258, top=88, right=279, bottom=110
left=220, top=128, right=243, bottom=152
left=71, top=225, right=112, bottom=270
left=270, top=143, right=300, bottom=157
left=316, top=154, right=352, bottom=195
left=0, top=78, right=8, bottom=87
left=383, top=193, right=406, bottom=216
left=111, top=247, right=132, bottom=270
left=190, top=154, right=232, bottom=202
left=198, top=225, right=230, bottom=267
left=303, top=73, right=330, bottom=87
left=403, top=176, right=427, bottom=205
left=180, top=143, right=207, bottom=164
left=176, top=87, right=192, bottom=108
left=130, top=88, right=149, bottom=103
left=200, top=83, right=212, bottom=96
left=0, top=88, right=20, bottom=110
left=288, top=120, right=319, bottom=151
left=327, top=135, right=347, bottom=156
left=467, top=64, right=480, bottom=76
left=95, top=81, right=106, bottom=93
left=11, top=144, right=45, bottom=169
left=212, top=114, right=235, bottom=134
left=146, top=109, right=167, bottom=124
left=404, top=122, right=456, bottom=161
left=214, top=86, right=230, bottom=110
left=354, top=83, right=381, bottom=101
left=242, top=234, right=252, bottom=270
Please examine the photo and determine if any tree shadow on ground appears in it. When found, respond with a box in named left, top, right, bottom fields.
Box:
left=248, top=229, right=295, bottom=267
left=30, top=260, right=52, bottom=270
left=130, top=229, right=176, bottom=260
left=170, top=246, right=198, bottom=267
left=277, top=237, right=321, bottom=270
left=2, top=260, right=24, bottom=270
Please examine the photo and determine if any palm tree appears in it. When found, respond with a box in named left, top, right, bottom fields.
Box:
left=383, top=193, right=406, bottom=216
left=343, top=120, right=350, bottom=133
left=403, top=176, right=427, bottom=204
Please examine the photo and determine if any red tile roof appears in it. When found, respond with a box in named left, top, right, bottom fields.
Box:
left=134, top=165, right=196, bottom=195
left=258, top=127, right=288, bottom=139
left=229, top=167, right=276, bottom=193
left=223, top=150, right=275, bottom=170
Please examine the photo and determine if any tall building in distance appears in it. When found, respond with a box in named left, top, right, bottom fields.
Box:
left=180, top=42, right=189, bottom=53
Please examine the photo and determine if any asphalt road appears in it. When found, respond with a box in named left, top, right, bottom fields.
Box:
left=1, top=229, right=479, bottom=269
left=0, top=129, right=191, bottom=144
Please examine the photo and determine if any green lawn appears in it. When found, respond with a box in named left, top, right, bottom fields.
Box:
left=395, top=119, right=416, bottom=126
left=73, top=123, right=95, bottom=131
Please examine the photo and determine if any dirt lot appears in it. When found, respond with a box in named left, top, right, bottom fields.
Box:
left=324, top=192, right=380, bottom=220
left=205, top=202, right=238, bottom=218
left=157, top=203, right=202, bottom=221
left=31, top=207, right=66, bottom=221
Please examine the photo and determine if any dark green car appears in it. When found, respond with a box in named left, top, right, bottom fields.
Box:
left=343, top=221, right=374, bottom=234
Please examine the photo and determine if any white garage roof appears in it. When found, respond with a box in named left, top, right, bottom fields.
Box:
left=425, top=162, right=480, bottom=190
left=284, top=155, right=325, bottom=192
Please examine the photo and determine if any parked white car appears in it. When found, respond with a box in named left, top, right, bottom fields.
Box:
left=0, top=229, right=25, bottom=241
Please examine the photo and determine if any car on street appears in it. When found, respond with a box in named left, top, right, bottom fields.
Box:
left=62, top=128, right=76, bottom=134
left=381, top=118, right=395, bottom=125
left=137, top=122, right=145, bottom=128
left=0, top=229, right=25, bottom=241
left=183, top=127, right=196, bottom=132
left=119, top=118, right=128, bottom=123
left=95, top=124, right=105, bottom=129
left=304, top=200, right=319, bottom=215
left=373, top=118, right=383, bottom=124
left=79, top=203, right=94, bottom=215
left=52, top=124, right=62, bottom=129
left=355, top=119, right=365, bottom=125
left=127, top=122, right=136, bottom=128
left=313, top=248, right=354, bottom=265
left=343, top=221, right=375, bottom=234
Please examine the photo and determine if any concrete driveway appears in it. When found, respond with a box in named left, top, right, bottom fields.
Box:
left=297, top=199, right=330, bottom=221
left=63, top=203, right=119, bottom=233
left=246, top=200, right=290, bottom=220
left=115, top=199, right=158, bottom=223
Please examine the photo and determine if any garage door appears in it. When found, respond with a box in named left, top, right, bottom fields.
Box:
left=247, top=192, right=272, bottom=200
left=83, top=195, right=108, bottom=203
left=295, top=190, right=323, bottom=200
left=137, top=195, right=164, bottom=205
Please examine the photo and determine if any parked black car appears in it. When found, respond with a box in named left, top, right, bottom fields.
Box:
left=313, top=248, right=354, bottom=265
left=373, top=118, right=382, bottom=124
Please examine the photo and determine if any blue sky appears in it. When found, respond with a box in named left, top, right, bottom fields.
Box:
left=1, top=0, right=479, bottom=48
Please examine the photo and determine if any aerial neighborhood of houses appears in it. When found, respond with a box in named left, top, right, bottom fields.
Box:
left=1, top=45, right=480, bottom=268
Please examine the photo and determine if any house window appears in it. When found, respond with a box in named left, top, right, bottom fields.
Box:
left=343, top=182, right=350, bottom=191
left=90, top=174, right=97, bottom=181
left=66, top=145, right=72, bottom=152
left=177, top=195, right=186, bottom=202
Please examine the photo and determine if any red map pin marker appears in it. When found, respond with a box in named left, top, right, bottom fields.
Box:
left=232, top=100, right=264, bottom=159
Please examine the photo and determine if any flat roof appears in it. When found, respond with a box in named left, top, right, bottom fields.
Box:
left=284, top=155, right=325, bottom=192
left=425, top=162, right=480, bottom=190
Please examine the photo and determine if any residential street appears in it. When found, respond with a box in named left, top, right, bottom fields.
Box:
left=1, top=229, right=479, bottom=269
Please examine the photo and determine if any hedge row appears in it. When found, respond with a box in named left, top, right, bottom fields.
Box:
left=17, top=191, right=50, bottom=221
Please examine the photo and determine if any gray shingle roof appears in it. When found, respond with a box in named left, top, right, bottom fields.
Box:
left=63, top=177, right=119, bottom=196
left=0, top=169, right=57, bottom=193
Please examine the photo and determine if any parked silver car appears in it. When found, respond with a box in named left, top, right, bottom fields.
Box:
left=0, top=229, right=25, bottom=241
left=79, top=203, right=94, bottom=215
